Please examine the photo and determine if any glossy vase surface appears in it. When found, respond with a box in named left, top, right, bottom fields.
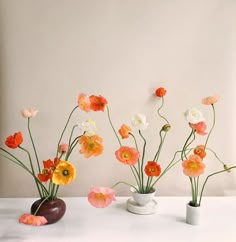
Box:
left=31, top=198, right=66, bottom=224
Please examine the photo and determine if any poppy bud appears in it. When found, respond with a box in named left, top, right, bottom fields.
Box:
left=161, top=124, right=171, bottom=132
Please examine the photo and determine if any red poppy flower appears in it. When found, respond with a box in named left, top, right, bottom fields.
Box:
left=144, top=161, right=161, bottom=176
left=155, top=87, right=167, bottom=97
left=89, top=95, right=108, bottom=111
left=194, top=145, right=206, bottom=159
left=5, top=132, right=23, bottom=149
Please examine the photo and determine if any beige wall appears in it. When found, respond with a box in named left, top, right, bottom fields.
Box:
left=0, top=0, right=236, bottom=198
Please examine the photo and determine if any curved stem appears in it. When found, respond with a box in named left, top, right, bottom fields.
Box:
left=56, top=105, right=79, bottom=157
left=181, top=129, right=195, bottom=161
left=111, top=181, right=139, bottom=192
left=19, top=145, right=43, bottom=198
left=138, top=130, right=146, bottom=192
left=199, top=166, right=236, bottom=206
left=27, top=118, right=40, bottom=173
left=204, top=104, right=215, bottom=149
left=106, top=106, right=121, bottom=146
left=157, top=97, right=169, bottom=124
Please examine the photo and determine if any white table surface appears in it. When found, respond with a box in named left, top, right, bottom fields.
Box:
left=0, top=196, right=235, bottom=242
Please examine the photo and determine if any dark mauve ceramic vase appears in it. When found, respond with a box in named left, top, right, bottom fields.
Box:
left=31, top=198, right=66, bottom=224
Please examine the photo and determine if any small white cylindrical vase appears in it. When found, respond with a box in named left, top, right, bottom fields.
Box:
left=186, top=203, right=201, bottom=225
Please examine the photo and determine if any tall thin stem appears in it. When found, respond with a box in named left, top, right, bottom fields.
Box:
left=106, top=106, right=121, bottom=146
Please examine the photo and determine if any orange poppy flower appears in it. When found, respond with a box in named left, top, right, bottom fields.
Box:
left=155, top=87, right=167, bottom=97
left=194, top=145, right=206, bottom=159
left=118, top=124, right=131, bottom=139
left=182, top=154, right=205, bottom=177
left=115, top=146, right=140, bottom=165
left=79, top=134, right=104, bottom=158
left=5, top=132, right=23, bottom=149
left=144, top=161, right=161, bottom=176
left=77, top=93, right=91, bottom=112
left=19, top=213, right=48, bottom=226
left=89, top=95, right=108, bottom=111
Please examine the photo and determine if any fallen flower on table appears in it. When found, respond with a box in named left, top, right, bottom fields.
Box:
left=19, top=213, right=48, bottom=226
left=88, top=187, right=116, bottom=208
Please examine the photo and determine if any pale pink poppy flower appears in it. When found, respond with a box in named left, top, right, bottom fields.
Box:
left=19, top=213, right=48, bottom=226
left=77, top=93, right=91, bottom=112
left=190, top=121, right=207, bottom=135
left=88, top=187, right=116, bottom=208
left=58, top=143, right=69, bottom=153
left=202, top=95, right=220, bottom=105
left=21, top=108, right=39, bottom=118
left=182, top=154, right=205, bottom=177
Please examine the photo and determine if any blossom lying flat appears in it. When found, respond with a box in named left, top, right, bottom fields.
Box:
left=88, top=187, right=116, bottom=208
left=19, top=213, right=48, bottom=226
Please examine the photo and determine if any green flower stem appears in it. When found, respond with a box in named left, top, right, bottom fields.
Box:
left=112, top=181, right=139, bottom=192
left=181, top=129, right=194, bottom=161
left=150, top=149, right=192, bottom=188
left=0, top=148, right=48, bottom=196
left=27, top=118, right=41, bottom=173
left=33, top=196, right=50, bottom=215
left=130, top=165, right=141, bottom=188
left=106, top=106, right=121, bottom=146
left=206, top=147, right=224, bottom=165
left=204, top=104, right=216, bottom=149
left=65, top=135, right=81, bottom=161
left=153, top=130, right=166, bottom=161
left=56, top=105, right=79, bottom=157
left=157, top=97, right=169, bottom=124
left=138, top=130, right=147, bottom=192
left=19, top=145, right=43, bottom=198
left=130, top=133, right=141, bottom=183
left=198, top=166, right=236, bottom=206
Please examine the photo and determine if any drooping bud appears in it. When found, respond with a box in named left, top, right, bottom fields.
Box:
left=161, top=124, right=171, bottom=132
left=223, top=164, right=231, bottom=173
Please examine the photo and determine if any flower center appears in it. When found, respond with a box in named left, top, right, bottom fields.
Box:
left=62, top=169, right=69, bottom=176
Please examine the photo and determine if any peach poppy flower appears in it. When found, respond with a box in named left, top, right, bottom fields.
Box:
left=52, top=160, right=76, bottom=185
left=118, top=124, right=131, bottom=139
left=89, top=95, right=108, bottom=111
left=190, top=121, right=207, bottom=135
left=182, top=154, right=205, bottom=177
left=144, top=161, right=161, bottom=176
left=194, top=145, right=206, bottom=159
left=21, top=107, right=39, bottom=118
left=155, top=87, right=167, bottom=97
left=79, top=134, right=104, bottom=158
left=88, top=187, right=116, bottom=208
left=5, top=132, right=23, bottom=149
left=78, top=93, right=91, bottom=112
left=202, top=95, right=220, bottom=105
left=19, top=213, right=48, bottom=226
left=115, top=146, right=140, bottom=165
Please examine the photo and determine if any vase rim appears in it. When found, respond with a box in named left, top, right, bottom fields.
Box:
left=130, top=186, right=155, bottom=194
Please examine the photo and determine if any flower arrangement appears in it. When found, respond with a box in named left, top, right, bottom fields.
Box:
left=87, top=90, right=236, bottom=209
left=0, top=94, right=106, bottom=225
left=181, top=95, right=236, bottom=207
left=88, top=87, right=185, bottom=208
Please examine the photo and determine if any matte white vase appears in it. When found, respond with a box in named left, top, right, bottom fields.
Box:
left=186, top=203, right=201, bottom=225
left=126, top=187, right=158, bottom=215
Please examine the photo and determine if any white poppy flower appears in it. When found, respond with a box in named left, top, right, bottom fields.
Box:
left=131, top=113, right=149, bottom=130
left=184, top=107, right=204, bottom=124
left=79, top=118, right=97, bottom=136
